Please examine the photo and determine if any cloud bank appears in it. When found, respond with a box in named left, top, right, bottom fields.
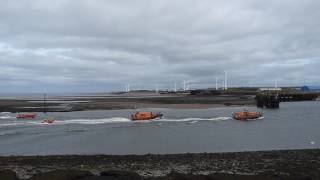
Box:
left=0, top=0, right=319, bottom=92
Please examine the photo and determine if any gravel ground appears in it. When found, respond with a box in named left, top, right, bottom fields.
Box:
left=0, top=149, right=319, bottom=179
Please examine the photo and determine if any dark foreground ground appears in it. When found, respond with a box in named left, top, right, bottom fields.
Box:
left=0, top=149, right=319, bottom=179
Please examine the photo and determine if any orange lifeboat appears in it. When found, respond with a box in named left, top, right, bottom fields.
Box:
left=42, top=118, right=55, bottom=124
left=16, top=113, right=37, bottom=119
left=233, top=110, right=263, bottom=121
left=131, top=111, right=163, bottom=121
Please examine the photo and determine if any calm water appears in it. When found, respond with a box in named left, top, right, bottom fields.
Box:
left=0, top=101, right=319, bottom=155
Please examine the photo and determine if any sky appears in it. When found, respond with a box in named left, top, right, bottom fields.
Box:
left=0, top=0, right=319, bottom=93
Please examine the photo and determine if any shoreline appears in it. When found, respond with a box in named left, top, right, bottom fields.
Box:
left=0, top=94, right=256, bottom=112
left=0, top=149, right=319, bottom=179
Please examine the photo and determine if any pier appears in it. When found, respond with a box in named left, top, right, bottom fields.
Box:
left=256, top=92, right=319, bottom=108
left=256, top=93, right=280, bottom=108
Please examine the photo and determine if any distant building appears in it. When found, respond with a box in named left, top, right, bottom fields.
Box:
left=300, top=86, right=310, bottom=92
left=259, top=87, right=282, bottom=91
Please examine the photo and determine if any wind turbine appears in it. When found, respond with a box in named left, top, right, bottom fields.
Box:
left=224, top=71, right=228, bottom=90
left=215, top=77, right=218, bottom=90
left=155, top=84, right=159, bottom=94
left=186, top=83, right=190, bottom=91
left=182, top=80, right=193, bottom=91
left=125, top=84, right=130, bottom=92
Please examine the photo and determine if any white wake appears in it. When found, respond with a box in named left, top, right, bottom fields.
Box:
left=0, top=117, right=230, bottom=127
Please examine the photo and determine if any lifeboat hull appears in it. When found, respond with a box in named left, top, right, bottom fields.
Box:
left=16, top=113, right=36, bottom=119
left=42, top=119, right=55, bottom=124
left=233, top=111, right=262, bottom=121
left=131, top=112, right=163, bottom=121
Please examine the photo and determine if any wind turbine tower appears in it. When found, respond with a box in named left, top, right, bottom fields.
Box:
left=215, top=77, right=218, bottom=90
left=186, top=84, right=190, bottom=91
left=155, top=84, right=159, bottom=94
left=224, top=71, right=228, bottom=90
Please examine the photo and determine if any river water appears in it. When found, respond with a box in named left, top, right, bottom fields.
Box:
left=0, top=101, right=319, bottom=155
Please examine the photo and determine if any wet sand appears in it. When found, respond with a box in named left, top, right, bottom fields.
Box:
left=0, top=94, right=255, bottom=112
left=0, top=149, right=319, bottom=179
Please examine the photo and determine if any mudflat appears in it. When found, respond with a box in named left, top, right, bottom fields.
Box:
left=0, top=93, right=255, bottom=112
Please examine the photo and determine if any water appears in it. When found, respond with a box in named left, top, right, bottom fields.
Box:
left=0, top=101, right=319, bottom=155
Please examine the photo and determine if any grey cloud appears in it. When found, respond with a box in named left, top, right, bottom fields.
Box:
left=0, top=0, right=319, bottom=92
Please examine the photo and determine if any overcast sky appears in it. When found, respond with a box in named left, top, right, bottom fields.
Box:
left=0, top=0, right=319, bottom=93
